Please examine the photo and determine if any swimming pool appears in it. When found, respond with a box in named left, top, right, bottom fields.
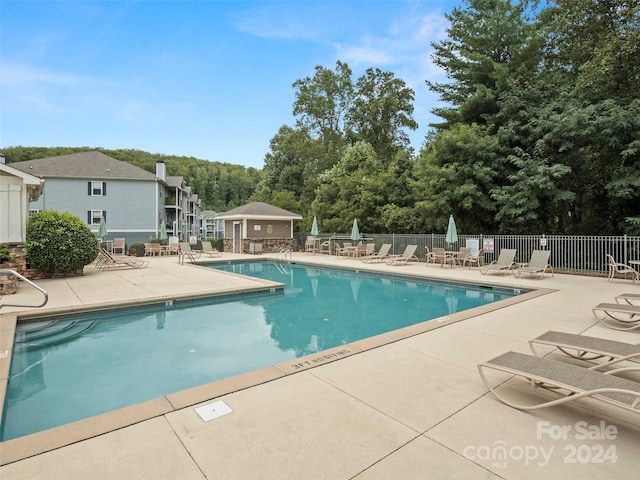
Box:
left=2, top=261, right=521, bottom=441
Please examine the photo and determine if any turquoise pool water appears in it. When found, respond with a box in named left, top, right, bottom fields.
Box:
left=1, top=261, right=519, bottom=441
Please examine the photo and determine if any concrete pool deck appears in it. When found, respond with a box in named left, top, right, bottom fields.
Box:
left=1, top=253, right=639, bottom=479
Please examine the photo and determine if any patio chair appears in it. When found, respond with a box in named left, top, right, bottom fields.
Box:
left=529, top=331, right=640, bottom=367
left=479, top=249, right=517, bottom=275
left=304, top=236, right=317, bottom=254
left=94, top=248, right=148, bottom=270
left=147, top=242, right=162, bottom=256
left=592, top=303, right=640, bottom=331
left=433, top=248, right=456, bottom=268
left=112, top=238, right=126, bottom=255
left=424, top=246, right=437, bottom=265
left=513, top=250, right=553, bottom=279
left=384, top=245, right=418, bottom=265
left=319, top=241, right=332, bottom=255
left=361, top=243, right=391, bottom=263
left=165, top=242, right=180, bottom=255
left=606, top=254, right=639, bottom=283
left=453, top=247, right=471, bottom=266
left=335, top=242, right=352, bottom=258
left=201, top=241, right=222, bottom=257
left=478, top=351, right=640, bottom=413
left=463, top=249, right=484, bottom=268
left=356, top=243, right=374, bottom=257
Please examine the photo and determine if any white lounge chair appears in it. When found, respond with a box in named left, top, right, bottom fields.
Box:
left=94, top=248, right=148, bottom=270
left=616, top=293, right=640, bottom=305
left=480, top=249, right=516, bottom=275
left=384, top=245, right=418, bottom=265
left=529, top=330, right=640, bottom=366
left=179, top=242, right=201, bottom=264
left=592, top=303, right=640, bottom=331
left=514, top=250, right=553, bottom=279
left=201, top=241, right=222, bottom=257
left=361, top=243, right=391, bottom=263
left=478, top=351, right=640, bottom=412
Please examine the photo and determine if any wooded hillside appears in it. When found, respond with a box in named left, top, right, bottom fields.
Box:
left=2, top=146, right=262, bottom=212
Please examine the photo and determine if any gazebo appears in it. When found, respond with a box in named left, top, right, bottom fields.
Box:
left=216, top=202, right=302, bottom=254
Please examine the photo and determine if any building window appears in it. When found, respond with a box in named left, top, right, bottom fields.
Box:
left=29, top=209, right=40, bottom=217
left=88, top=181, right=107, bottom=196
left=88, top=210, right=106, bottom=225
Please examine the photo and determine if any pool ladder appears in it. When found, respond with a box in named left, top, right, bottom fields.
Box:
left=0, top=269, right=49, bottom=309
left=276, top=249, right=292, bottom=261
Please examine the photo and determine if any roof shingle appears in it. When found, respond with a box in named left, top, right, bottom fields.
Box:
left=9, top=151, right=158, bottom=181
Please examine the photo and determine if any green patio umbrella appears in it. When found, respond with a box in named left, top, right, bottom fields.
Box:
left=445, top=215, right=458, bottom=246
left=160, top=223, right=167, bottom=240
left=311, top=216, right=319, bottom=236
left=98, top=217, right=108, bottom=239
left=350, top=219, right=360, bottom=242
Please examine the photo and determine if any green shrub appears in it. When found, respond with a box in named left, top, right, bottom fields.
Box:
left=130, top=242, right=146, bottom=257
left=0, top=244, right=12, bottom=263
left=26, top=210, right=99, bottom=271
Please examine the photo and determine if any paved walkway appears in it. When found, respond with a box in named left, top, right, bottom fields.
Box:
left=1, top=253, right=639, bottom=479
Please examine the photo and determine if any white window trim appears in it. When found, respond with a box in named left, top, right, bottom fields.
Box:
left=90, top=210, right=104, bottom=225
left=91, top=181, right=104, bottom=196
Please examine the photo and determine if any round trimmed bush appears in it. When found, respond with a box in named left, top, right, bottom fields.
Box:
left=26, top=210, right=99, bottom=271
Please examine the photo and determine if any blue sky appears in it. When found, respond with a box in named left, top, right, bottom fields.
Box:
left=1, top=0, right=460, bottom=169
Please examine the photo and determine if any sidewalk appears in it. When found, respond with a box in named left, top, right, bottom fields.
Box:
left=1, top=253, right=639, bottom=479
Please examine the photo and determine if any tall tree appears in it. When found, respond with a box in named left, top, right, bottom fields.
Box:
left=542, top=0, right=640, bottom=233
left=345, top=68, right=418, bottom=163
left=311, top=142, right=386, bottom=233
left=292, top=60, right=353, bottom=173
left=427, top=0, right=544, bottom=128
left=545, top=0, right=640, bottom=102
left=414, top=125, right=501, bottom=233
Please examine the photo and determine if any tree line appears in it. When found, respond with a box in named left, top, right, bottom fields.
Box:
left=254, top=0, right=640, bottom=235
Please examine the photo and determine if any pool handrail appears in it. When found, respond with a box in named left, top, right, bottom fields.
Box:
left=0, top=269, right=48, bottom=309
left=276, top=249, right=292, bottom=261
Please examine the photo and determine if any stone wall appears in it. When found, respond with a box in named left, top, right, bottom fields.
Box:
left=222, top=238, right=294, bottom=254
left=0, top=243, right=84, bottom=294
